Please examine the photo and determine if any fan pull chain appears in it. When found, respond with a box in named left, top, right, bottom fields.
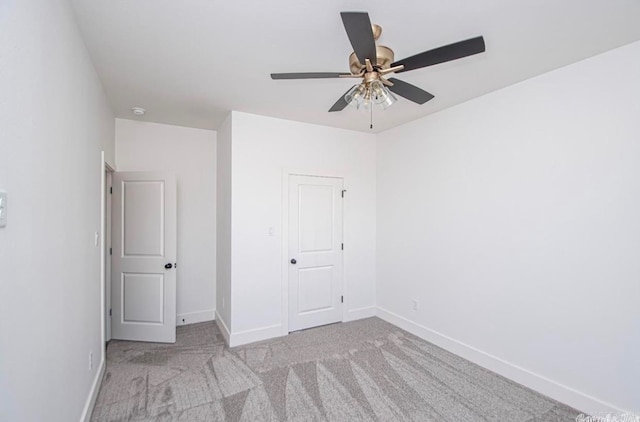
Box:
left=370, top=104, right=373, bottom=130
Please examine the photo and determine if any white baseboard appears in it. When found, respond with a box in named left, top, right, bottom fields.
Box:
left=177, top=309, right=215, bottom=326
left=344, top=306, right=377, bottom=322
left=215, top=310, right=231, bottom=345
left=213, top=312, right=283, bottom=347
left=220, top=306, right=376, bottom=348
left=80, top=357, right=105, bottom=422
left=376, top=307, right=625, bottom=416
left=229, top=324, right=285, bottom=347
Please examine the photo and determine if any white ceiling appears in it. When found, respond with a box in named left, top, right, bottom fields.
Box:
left=70, top=0, right=640, bottom=133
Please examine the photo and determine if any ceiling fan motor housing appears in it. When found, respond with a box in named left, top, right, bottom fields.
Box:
left=349, top=45, right=395, bottom=74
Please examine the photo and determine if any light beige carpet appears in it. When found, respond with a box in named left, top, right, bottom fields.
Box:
left=90, top=317, right=580, bottom=421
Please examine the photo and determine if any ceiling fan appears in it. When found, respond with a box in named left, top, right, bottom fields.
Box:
left=271, top=12, right=485, bottom=112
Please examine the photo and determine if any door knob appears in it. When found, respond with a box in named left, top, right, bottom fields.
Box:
left=290, top=259, right=297, bottom=264
left=165, top=263, right=173, bottom=269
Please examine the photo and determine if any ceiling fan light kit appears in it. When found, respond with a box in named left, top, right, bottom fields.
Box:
left=271, top=11, right=486, bottom=120
left=345, top=80, right=397, bottom=111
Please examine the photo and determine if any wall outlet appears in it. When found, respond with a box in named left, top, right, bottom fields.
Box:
left=89, top=351, right=93, bottom=370
left=412, top=300, right=419, bottom=312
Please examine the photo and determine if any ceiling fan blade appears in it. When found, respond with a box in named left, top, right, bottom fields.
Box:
left=271, top=72, right=351, bottom=80
left=328, top=88, right=352, bottom=112
left=386, top=78, right=434, bottom=104
left=392, top=36, right=485, bottom=73
left=340, top=12, right=377, bottom=65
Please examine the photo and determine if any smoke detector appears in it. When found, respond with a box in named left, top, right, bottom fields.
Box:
left=132, top=107, right=145, bottom=116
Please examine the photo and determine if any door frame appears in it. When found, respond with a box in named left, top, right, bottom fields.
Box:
left=281, top=168, right=348, bottom=336
left=100, top=153, right=115, bottom=363
left=104, top=164, right=114, bottom=343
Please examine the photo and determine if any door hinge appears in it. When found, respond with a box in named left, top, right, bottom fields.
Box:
left=341, top=296, right=344, bottom=303
left=109, top=308, right=112, bottom=316
left=109, top=247, right=112, bottom=255
left=341, top=189, right=346, bottom=198
left=341, top=243, right=344, bottom=250
left=109, top=186, right=112, bottom=194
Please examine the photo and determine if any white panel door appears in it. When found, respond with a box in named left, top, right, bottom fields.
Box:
left=111, top=172, right=177, bottom=343
left=288, top=175, right=343, bottom=332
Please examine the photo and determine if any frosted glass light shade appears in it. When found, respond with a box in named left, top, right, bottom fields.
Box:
left=379, top=89, right=397, bottom=109
left=345, top=84, right=366, bottom=108
left=371, top=80, right=397, bottom=109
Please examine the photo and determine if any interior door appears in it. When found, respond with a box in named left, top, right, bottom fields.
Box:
left=288, top=174, right=343, bottom=332
left=111, top=171, right=177, bottom=343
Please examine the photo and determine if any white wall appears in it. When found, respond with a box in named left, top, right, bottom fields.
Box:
left=228, top=112, right=377, bottom=344
left=0, top=0, right=115, bottom=421
left=215, top=113, right=232, bottom=339
left=376, top=40, right=640, bottom=414
left=115, top=119, right=216, bottom=325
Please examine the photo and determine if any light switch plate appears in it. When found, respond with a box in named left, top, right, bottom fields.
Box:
left=0, top=190, right=6, bottom=227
